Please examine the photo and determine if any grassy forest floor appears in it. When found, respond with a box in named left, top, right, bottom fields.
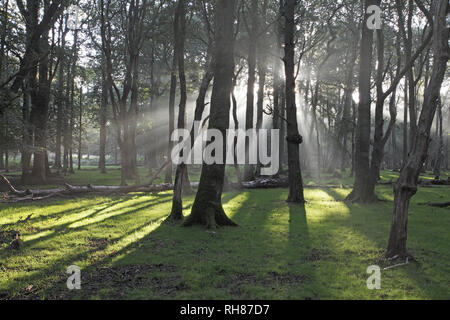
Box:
left=0, top=168, right=449, bottom=300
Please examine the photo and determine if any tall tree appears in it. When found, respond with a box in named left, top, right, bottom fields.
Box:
left=100, top=0, right=147, bottom=186
left=98, top=54, right=108, bottom=174
left=349, top=0, right=432, bottom=202
left=0, top=0, right=10, bottom=171
left=164, top=1, right=180, bottom=184
left=183, top=0, right=237, bottom=228
left=386, top=0, right=449, bottom=258
left=243, top=0, right=258, bottom=181
left=167, top=0, right=187, bottom=222
left=54, top=13, right=68, bottom=171
left=15, top=0, right=62, bottom=183
left=283, top=0, right=305, bottom=203
left=346, top=0, right=381, bottom=202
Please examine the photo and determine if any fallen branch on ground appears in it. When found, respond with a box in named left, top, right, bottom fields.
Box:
left=0, top=174, right=32, bottom=196
left=383, top=257, right=409, bottom=270
left=418, top=201, right=450, bottom=208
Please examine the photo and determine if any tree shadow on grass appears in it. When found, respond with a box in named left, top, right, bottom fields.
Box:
left=8, top=186, right=445, bottom=300
left=19, top=196, right=172, bottom=249
left=22, top=191, right=261, bottom=299
left=0, top=198, right=119, bottom=229
left=0, top=198, right=173, bottom=299
left=320, top=187, right=449, bottom=299
left=53, top=190, right=318, bottom=300
left=0, top=194, right=175, bottom=298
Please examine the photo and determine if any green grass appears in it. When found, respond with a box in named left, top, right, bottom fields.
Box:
left=0, top=172, right=449, bottom=299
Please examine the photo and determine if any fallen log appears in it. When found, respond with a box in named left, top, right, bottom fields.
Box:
left=237, top=177, right=289, bottom=189
left=3, top=193, right=66, bottom=203
left=430, top=178, right=450, bottom=186
left=425, top=201, right=450, bottom=208
left=378, top=179, right=394, bottom=185
left=64, top=182, right=180, bottom=194
left=418, top=178, right=450, bottom=186
left=2, top=170, right=448, bottom=203
left=0, top=174, right=32, bottom=196
left=0, top=161, right=172, bottom=202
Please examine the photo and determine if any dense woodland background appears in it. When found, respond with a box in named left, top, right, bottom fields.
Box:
left=0, top=0, right=449, bottom=261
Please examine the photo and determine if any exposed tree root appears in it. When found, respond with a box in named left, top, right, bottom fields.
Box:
left=344, top=190, right=379, bottom=203
left=182, top=202, right=238, bottom=229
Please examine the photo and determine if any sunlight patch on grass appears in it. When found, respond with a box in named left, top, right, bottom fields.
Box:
left=303, top=189, right=339, bottom=202
left=23, top=230, right=54, bottom=242
left=100, top=217, right=167, bottom=264
left=225, top=192, right=249, bottom=220
left=1, top=174, right=449, bottom=300
left=305, top=201, right=351, bottom=224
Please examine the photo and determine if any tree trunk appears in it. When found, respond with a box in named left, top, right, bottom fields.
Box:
left=340, top=38, right=358, bottom=172
left=183, top=0, right=237, bottom=228
left=243, top=0, right=258, bottom=181
left=30, top=25, right=52, bottom=184
left=99, top=57, right=108, bottom=174
left=147, top=46, right=157, bottom=175
left=54, top=16, right=66, bottom=171
left=403, top=76, right=408, bottom=165
left=232, top=69, right=243, bottom=184
left=255, top=61, right=266, bottom=177
left=284, top=0, right=305, bottom=203
left=311, top=81, right=321, bottom=179
left=387, top=0, right=449, bottom=259
left=272, top=23, right=283, bottom=172
left=346, top=0, right=380, bottom=202
left=167, top=0, right=187, bottom=222
left=0, top=0, right=10, bottom=174
left=77, top=87, right=82, bottom=171
left=406, top=1, right=417, bottom=149
left=165, top=8, right=179, bottom=184
left=433, top=98, right=443, bottom=179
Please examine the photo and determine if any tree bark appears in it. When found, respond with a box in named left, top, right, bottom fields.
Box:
left=283, top=0, right=305, bottom=203
left=77, top=86, right=82, bottom=171
left=346, top=0, right=380, bottom=202
left=433, top=98, right=443, bottom=179
left=167, top=0, right=187, bottom=222
left=340, top=38, right=358, bottom=172
left=165, top=3, right=180, bottom=184
left=387, top=0, right=449, bottom=259
left=54, top=15, right=67, bottom=171
left=183, top=0, right=237, bottom=228
left=30, top=7, right=52, bottom=184
left=243, top=0, right=258, bottom=181
left=99, top=56, right=108, bottom=174
left=403, top=76, right=408, bottom=165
